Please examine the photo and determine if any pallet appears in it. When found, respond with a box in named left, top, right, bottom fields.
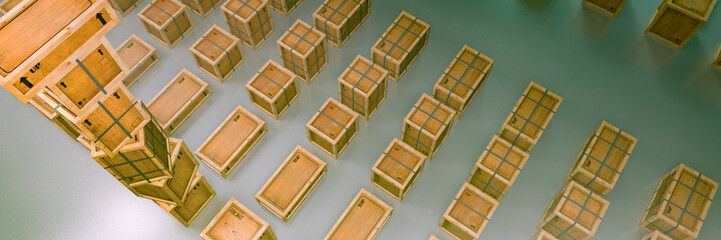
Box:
left=117, top=34, right=160, bottom=87
left=533, top=230, right=558, bottom=240
left=467, top=135, right=529, bottom=201
left=148, top=68, right=212, bottom=135
left=268, top=0, right=301, bottom=16
left=0, top=0, right=22, bottom=14
left=246, top=59, right=299, bottom=119
left=439, top=182, right=499, bottom=240
left=156, top=172, right=215, bottom=227
left=324, top=188, right=392, bottom=240
left=338, top=55, right=388, bottom=120
left=370, top=11, right=429, bottom=81
left=202, top=197, right=277, bottom=240
left=138, top=0, right=193, bottom=49
left=108, top=0, right=143, bottom=17
left=538, top=181, right=609, bottom=240
left=401, top=93, right=456, bottom=160
left=582, top=0, right=628, bottom=17
left=312, top=0, right=370, bottom=48
left=190, top=25, right=244, bottom=83
left=641, top=230, right=672, bottom=240
left=221, top=0, right=274, bottom=49
left=432, top=45, right=493, bottom=118
left=371, top=138, right=426, bottom=201
left=128, top=137, right=199, bottom=204
left=498, top=81, right=562, bottom=153
left=182, top=0, right=221, bottom=18
left=306, top=97, right=360, bottom=159
left=277, top=19, right=327, bottom=83
left=645, top=0, right=717, bottom=49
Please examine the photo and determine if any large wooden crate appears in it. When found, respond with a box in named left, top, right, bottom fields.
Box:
left=138, top=0, right=193, bottom=49
left=539, top=181, right=609, bottom=240
left=182, top=0, right=221, bottom=18
left=639, top=164, right=718, bottom=240
left=312, top=0, right=370, bottom=48
left=202, top=198, right=277, bottom=240
left=128, top=137, right=198, bottom=204
left=324, top=188, right=392, bottom=240
left=645, top=0, right=717, bottom=49
left=117, top=34, right=160, bottom=87
left=534, top=230, right=559, bottom=240
left=370, top=11, right=429, bottom=82
left=256, top=145, right=327, bottom=222
left=641, top=231, right=672, bottom=240
left=277, top=19, right=328, bottom=83
left=196, top=105, right=267, bottom=178
left=306, top=97, right=360, bottom=159
left=246, top=60, right=299, bottom=119
left=190, top=25, right=244, bottom=83
left=221, top=0, right=274, bottom=49
left=108, top=0, right=143, bottom=17
left=0, top=0, right=22, bottom=14
left=582, top=0, right=628, bottom=17
left=148, top=68, right=212, bottom=135
left=498, top=82, right=562, bottom=153
left=268, top=0, right=300, bottom=16
left=338, top=55, right=388, bottom=120
left=156, top=173, right=215, bottom=227
left=432, top=45, right=493, bottom=118
left=467, top=135, right=529, bottom=201
left=371, top=138, right=426, bottom=201
left=401, top=93, right=456, bottom=160
left=439, top=182, right=499, bottom=240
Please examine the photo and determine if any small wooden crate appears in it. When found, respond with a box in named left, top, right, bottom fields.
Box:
left=246, top=60, right=299, bottom=119
left=277, top=19, right=328, bottom=83
left=221, top=0, right=274, bottom=49
left=182, top=0, right=221, bottom=18
left=156, top=172, right=215, bottom=227
left=371, top=138, right=426, bottom=201
left=639, top=164, right=718, bottom=240
left=401, top=93, right=456, bottom=160
left=0, top=0, right=22, bottom=14
left=138, top=0, right=194, bottom=49
left=641, top=231, right=672, bottom=240
left=256, top=145, right=327, bottom=222
left=190, top=25, right=244, bottom=83
left=108, top=0, right=143, bottom=17
left=202, top=198, right=277, bottom=240
left=539, top=181, right=609, bottom=240
left=432, top=45, right=494, bottom=118
left=645, top=0, right=717, bottom=49
left=439, top=182, right=499, bottom=240
left=312, top=0, right=370, bottom=48
left=306, top=97, right=359, bottom=159
left=117, top=34, right=160, bottom=87
left=196, top=105, right=267, bottom=178
left=565, top=121, right=637, bottom=196
left=499, top=82, right=562, bottom=153
left=148, top=68, right=212, bottom=135
left=128, top=138, right=199, bottom=204
left=582, top=0, right=628, bottom=17
left=534, top=230, right=558, bottom=240
left=371, top=11, right=430, bottom=82
left=324, top=188, right=392, bottom=240
left=338, top=55, right=388, bottom=120
left=268, top=0, right=301, bottom=16
left=467, top=135, right=530, bottom=201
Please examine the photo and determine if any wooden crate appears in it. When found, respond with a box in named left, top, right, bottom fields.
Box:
left=338, top=55, right=388, bottom=120
left=534, top=230, right=558, bottom=240
left=499, top=81, right=562, bottom=153
left=182, top=0, right=221, bottom=18
left=256, top=145, right=327, bottom=222
left=0, top=0, right=119, bottom=103
left=539, top=181, right=609, bottom=240
left=641, top=231, right=672, bottom=240
left=432, top=45, right=494, bottom=118
left=138, top=0, right=194, bottom=49
left=148, top=68, right=212, bottom=135
left=370, top=11, right=429, bottom=82
left=268, top=0, right=300, bottom=16
left=190, top=25, right=244, bottom=83
left=582, top=0, right=628, bottom=17
left=639, top=164, right=718, bottom=240
left=312, top=0, right=370, bottom=48
left=221, top=0, right=274, bottom=49
left=371, top=138, right=426, bottom=201
left=117, top=34, right=160, bottom=87
left=401, top=93, right=456, bottom=160
left=277, top=19, right=328, bottom=83
left=645, top=0, right=718, bottom=49
left=565, top=121, right=638, bottom=196
left=324, top=188, right=392, bottom=240
left=108, top=0, right=143, bottom=17
left=156, top=172, right=215, bottom=227
left=467, top=135, right=530, bottom=201
left=246, top=60, right=299, bottom=119
left=439, top=182, right=499, bottom=240
left=0, top=0, right=22, bottom=14
left=196, top=105, right=267, bottom=178
left=29, top=89, right=85, bottom=141
left=306, top=97, right=359, bottom=159
left=128, top=138, right=199, bottom=204
left=202, top=197, right=277, bottom=240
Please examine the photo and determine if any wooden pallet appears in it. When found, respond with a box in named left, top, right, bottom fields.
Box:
left=246, top=59, right=299, bottom=119
left=312, top=0, right=370, bottom=48
left=370, top=11, right=429, bottom=81
left=401, top=93, right=455, bottom=160
left=277, top=19, right=327, bottom=83
left=138, top=0, right=193, bottom=49
left=221, top=0, right=274, bottom=49
left=117, top=34, right=160, bottom=87
left=324, top=188, right=392, bottom=240
left=148, top=68, right=212, bottom=135
left=190, top=25, right=244, bottom=83
left=306, top=97, right=359, bottom=159
left=371, top=138, right=426, bottom=201
left=432, top=45, right=493, bottom=118
left=338, top=55, right=388, bottom=120
left=202, top=197, right=277, bottom=240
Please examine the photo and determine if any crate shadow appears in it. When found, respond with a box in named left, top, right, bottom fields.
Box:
left=685, top=66, right=721, bottom=105
left=626, top=34, right=679, bottom=71
left=569, top=5, right=614, bottom=41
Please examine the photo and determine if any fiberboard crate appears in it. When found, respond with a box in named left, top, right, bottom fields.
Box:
left=128, top=138, right=199, bottom=204
left=156, top=172, right=215, bottom=227
left=338, top=55, right=388, bottom=120
left=306, top=97, right=359, bottom=159
left=107, top=0, right=143, bottom=17
left=538, top=181, right=610, bottom=240
left=138, top=0, right=193, bottom=49
left=499, top=81, right=562, bottom=153
left=182, top=0, right=221, bottom=18
left=401, top=93, right=456, bottom=160
left=148, top=68, right=212, bottom=135
left=467, top=135, right=530, bottom=201
left=324, top=188, right=392, bottom=240
left=0, top=0, right=21, bottom=14
left=202, top=198, right=277, bottom=240
left=645, top=0, right=718, bottom=49
left=312, top=0, right=370, bottom=48
left=641, top=231, right=672, bottom=240
left=534, top=230, right=559, bottom=240
left=268, top=0, right=300, bottom=16
left=439, top=182, right=499, bottom=240
left=277, top=19, right=328, bottom=83
left=432, top=45, right=494, bottom=118
left=582, top=0, right=628, bottom=17
left=116, top=34, right=160, bottom=87
left=370, top=11, right=429, bottom=82
left=246, top=59, right=299, bottom=119
left=190, top=25, right=244, bottom=83
left=639, top=164, right=718, bottom=240
left=256, top=145, right=327, bottom=222
left=370, top=138, right=426, bottom=201
left=221, top=0, right=274, bottom=49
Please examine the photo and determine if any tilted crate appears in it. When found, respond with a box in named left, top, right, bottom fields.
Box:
left=370, top=11, right=429, bottom=81
left=108, top=0, right=143, bottom=17
left=641, top=231, right=672, bottom=240
left=182, top=0, right=221, bottom=18
left=306, top=97, right=359, bottom=159
left=439, top=182, right=499, bottom=240
left=371, top=138, right=426, bottom=201
left=190, top=25, right=244, bottom=83
left=202, top=197, right=277, bottom=240
left=221, top=0, right=274, bottom=49
left=138, top=0, right=193, bottom=49
left=432, top=45, right=493, bottom=118
left=312, top=0, right=370, bottom=48
left=324, top=188, right=392, bottom=240
left=401, top=93, right=456, bottom=160
left=645, top=0, right=717, bottom=49
left=246, top=60, right=299, bottom=119
left=539, top=181, right=609, bottom=240
left=499, top=81, right=562, bottom=153
left=582, top=0, right=628, bottom=17
left=117, top=34, right=160, bottom=87
left=0, top=0, right=21, bottom=14
left=128, top=138, right=199, bottom=204
left=277, top=19, right=328, bottom=83
left=268, top=0, right=301, bottom=16
left=467, top=135, right=529, bottom=201
left=148, top=68, right=212, bottom=135
left=338, top=55, right=388, bottom=120
left=156, top=173, right=215, bottom=227
left=534, top=230, right=559, bottom=240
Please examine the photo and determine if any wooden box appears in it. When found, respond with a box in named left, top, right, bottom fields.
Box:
left=467, top=135, right=530, bottom=201
left=221, top=0, right=274, bottom=49
left=641, top=231, right=672, bottom=240
left=432, top=45, right=493, bottom=118
left=539, top=181, right=609, bottom=240
left=338, top=55, right=388, bottom=120
left=246, top=60, right=299, bottom=119
left=312, top=0, right=370, bottom=48
left=196, top=105, right=267, bottom=178
left=108, top=0, right=143, bottom=17
left=439, top=182, right=499, bottom=240
left=156, top=173, right=215, bottom=227
left=401, top=93, right=456, bottom=160
left=138, top=0, right=193, bottom=49
left=202, top=198, right=277, bottom=240
left=324, top=188, right=392, bottom=240
left=268, top=0, right=300, bottom=16
left=117, top=34, right=160, bottom=87
left=0, top=0, right=21, bottom=14
left=370, top=11, right=429, bottom=82
left=371, top=138, right=426, bottom=201
left=182, top=0, right=221, bottom=18
left=565, top=121, right=638, bottom=196
left=645, top=0, right=717, bottom=49
left=306, top=97, right=359, bottom=159
left=639, top=164, right=718, bottom=240
left=148, top=69, right=212, bottom=135
left=256, top=145, right=327, bottom=222
left=30, top=89, right=85, bottom=141
left=277, top=19, right=327, bottom=83
left=582, top=0, right=628, bottom=17
left=190, top=25, right=244, bottom=83
left=534, top=230, right=558, bottom=240
left=499, top=82, right=562, bottom=153
left=129, top=138, right=199, bottom=204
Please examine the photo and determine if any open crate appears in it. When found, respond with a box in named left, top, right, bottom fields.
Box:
left=370, top=11, right=429, bottom=82
left=467, top=135, right=529, bottom=201
left=312, top=0, right=370, bottom=48
left=268, top=0, right=300, bottom=16
left=306, top=97, right=359, bottom=159
left=338, top=55, right=388, bottom=120
left=190, top=25, right=244, bottom=83
left=324, top=188, right=392, bottom=240
left=499, top=81, right=562, bottom=153
left=182, top=0, right=221, bottom=18
left=108, top=0, right=143, bottom=17
left=148, top=68, right=212, bottom=135
left=645, top=0, right=717, bottom=49
left=432, top=45, right=493, bottom=118
left=582, top=0, right=628, bottom=17
left=539, top=181, right=609, bottom=240
left=439, top=182, right=499, bottom=240
left=401, top=93, right=456, bottom=160
left=117, top=34, right=160, bottom=87
left=221, top=0, right=274, bottom=49
left=277, top=19, right=327, bottom=83
left=202, top=197, right=277, bottom=240
left=371, top=138, right=426, bottom=201
left=128, top=138, right=199, bottom=204
left=156, top=173, right=215, bottom=227
left=246, top=59, right=299, bottom=119
left=138, top=0, right=193, bottom=49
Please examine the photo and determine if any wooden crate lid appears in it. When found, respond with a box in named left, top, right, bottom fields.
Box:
left=373, top=11, right=429, bottom=62
left=339, top=55, right=387, bottom=94
left=506, top=81, right=562, bottom=139
left=405, top=93, right=455, bottom=136
left=478, top=135, right=530, bottom=182
left=141, top=0, right=183, bottom=26
left=191, top=25, right=239, bottom=62
left=279, top=19, right=325, bottom=56
left=314, top=0, right=365, bottom=27
left=117, top=34, right=154, bottom=69
left=324, top=188, right=392, bottom=240
left=201, top=197, right=269, bottom=240
left=653, top=164, right=718, bottom=231
left=436, top=45, right=493, bottom=100
left=197, top=105, right=265, bottom=169
left=309, top=97, right=358, bottom=141
left=222, top=0, right=265, bottom=20
left=148, top=69, right=207, bottom=125
left=641, top=230, right=672, bottom=240
left=577, top=121, right=637, bottom=183
left=445, top=182, right=498, bottom=235
left=373, top=138, right=426, bottom=186
left=668, top=0, right=718, bottom=19
left=553, top=181, right=609, bottom=231
left=247, top=59, right=296, bottom=101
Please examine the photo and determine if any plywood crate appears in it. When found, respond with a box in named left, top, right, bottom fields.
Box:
left=338, top=55, right=388, bottom=120
left=221, top=0, right=274, bottom=49
left=645, top=0, right=717, bottom=49
left=0, top=0, right=119, bottom=103
left=256, top=145, right=327, bottom=222
left=190, top=25, right=244, bottom=83
left=202, top=198, right=277, bottom=240
left=246, top=60, right=299, bottom=119
left=138, top=0, right=193, bottom=49
left=370, top=11, right=429, bottom=82
left=467, top=135, right=529, bottom=201
left=268, top=0, right=300, bottom=16
left=432, top=45, right=493, bottom=118
left=108, top=0, right=143, bottom=17
left=182, top=0, right=221, bottom=18
left=29, top=89, right=85, bottom=141
left=641, top=231, right=672, bottom=240
left=148, top=68, right=212, bottom=135
left=277, top=19, right=327, bottom=83
left=0, top=0, right=22, bottom=14
left=371, top=138, right=426, bottom=201
left=439, top=182, right=499, bottom=240
left=534, top=230, right=558, bottom=240
left=582, top=0, right=628, bottom=17
left=401, top=93, right=456, bottom=160
left=306, top=97, right=359, bottom=159
left=312, top=0, right=370, bottom=48
left=196, top=105, right=267, bottom=178
left=128, top=138, right=199, bottom=204
left=117, top=34, right=160, bottom=87
left=538, top=181, right=609, bottom=240
left=324, top=188, right=392, bottom=240
left=639, top=164, right=718, bottom=240
left=156, top=172, right=215, bottom=227
left=565, top=121, right=637, bottom=196
left=499, top=81, right=562, bottom=153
